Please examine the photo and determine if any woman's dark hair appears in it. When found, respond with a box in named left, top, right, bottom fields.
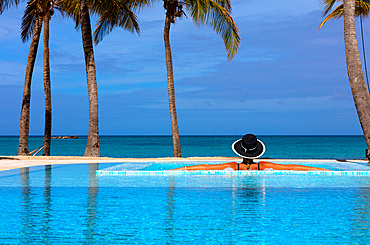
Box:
left=242, top=158, right=254, bottom=169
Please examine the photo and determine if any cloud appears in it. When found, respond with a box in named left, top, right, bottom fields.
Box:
left=167, top=10, right=351, bottom=103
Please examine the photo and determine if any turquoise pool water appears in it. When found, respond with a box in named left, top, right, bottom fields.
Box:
left=0, top=162, right=370, bottom=244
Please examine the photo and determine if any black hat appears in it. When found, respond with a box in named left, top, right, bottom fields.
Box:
left=232, top=134, right=265, bottom=159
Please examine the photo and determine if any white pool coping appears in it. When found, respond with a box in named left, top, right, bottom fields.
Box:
left=96, top=170, right=370, bottom=176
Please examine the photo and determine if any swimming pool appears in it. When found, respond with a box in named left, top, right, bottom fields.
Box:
left=0, top=161, right=369, bottom=244
left=97, top=160, right=370, bottom=176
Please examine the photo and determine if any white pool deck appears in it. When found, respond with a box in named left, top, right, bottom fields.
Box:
left=0, top=156, right=238, bottom=171
left=0, top=156, right=368, bottom=172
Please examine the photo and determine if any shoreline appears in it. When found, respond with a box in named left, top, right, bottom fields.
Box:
left=0, top=156, right=368, bottom=172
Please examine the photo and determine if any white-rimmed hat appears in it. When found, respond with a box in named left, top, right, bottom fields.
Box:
left=232, top=134, right=265, bottom=159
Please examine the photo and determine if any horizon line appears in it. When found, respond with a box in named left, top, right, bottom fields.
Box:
left=0, top=134, right=364, bottom=137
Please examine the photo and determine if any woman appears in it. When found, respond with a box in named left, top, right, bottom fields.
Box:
left=172, top=134, right=329, bottom=171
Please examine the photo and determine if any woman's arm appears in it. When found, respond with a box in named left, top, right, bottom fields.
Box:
left=171, top=162, right=238, bottom=171
left=258, top=161, right=330, bottom=171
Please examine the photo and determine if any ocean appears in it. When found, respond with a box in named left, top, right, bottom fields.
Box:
left=0, top=135, right=367, bottom=159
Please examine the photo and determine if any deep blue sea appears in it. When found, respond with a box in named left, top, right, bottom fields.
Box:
left=0, top=135, right=367, bottom=159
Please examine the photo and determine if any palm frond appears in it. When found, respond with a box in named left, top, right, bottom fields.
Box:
left=21, top=0, right=38, bottom=42
left=93, top=0, right=153, bottom=44
left=318, top=4, right=343, bottom=29
left=357, top=0, right=370, bottom=16
left=58, top=0, right=81, bottom=29
left=94, top=2, right=139, bottom=44
left=185, top=0, right=209, bottom=24
left=90, top=0, right=153, bottom=15
left=320, top=0, right=342, bottom=16
left=319, top=1, right=370, bottom=29
left=185, top=0, right=240, bottom=61
left=59, top=0, right=152, bottom=40
left=211, top=0, right=231, bottom=11
left=0, top=0, right=22, bottom=14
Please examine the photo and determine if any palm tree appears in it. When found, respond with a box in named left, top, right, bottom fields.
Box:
left=59, top=0, right=102, bottom=156
left=42, top=1, right=54, bottom=155
left=92, top=0, right=240, bottom=157
left=162, top=0, right=240, bottom=157
left=320, top=0, right=370, bottom=157
left=17, top=0, right=57, bottom=156
left=79, top=0, right=100, bottom=157
left=7, top=0, right=103, bottom=157
left=56, top=0, right=149, bottom=157
left=1, top=0, right=55, bottom=155
left=81, top=0, right=153, bottom=157
left=318, top=0, right=370, bottom=29
left=343, top=0, right=370, bottom=157
left=18, top=0, right=44, bottom=155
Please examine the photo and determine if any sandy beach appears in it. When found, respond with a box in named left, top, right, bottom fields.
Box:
left=0, top=156, right=367, bottom=172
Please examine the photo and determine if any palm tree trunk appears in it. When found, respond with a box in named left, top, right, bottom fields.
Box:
left=164, top=15, right=181, bottom=157
left=343, top=0, right=370, bottom=158
left=18, top=15, right=43, bottom=156
left=80, top=0, right=100, bottom=157
left=43, top=11, right=52, bottom=156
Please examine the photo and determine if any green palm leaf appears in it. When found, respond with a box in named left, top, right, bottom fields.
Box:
left=0, top=0, right=22, bottom=14
left=60, top=0, right=151, bottom=44
left=58, top=0, right=81, bottom=28
left=320, top=0, right=340, bottom=15
left=93, top=0, right=148, bottom=44
left=319, top=0, right=370, bottom=29
left=185, top=0, right=240, bottom=61
left=21, top=0, right=38, bottom=42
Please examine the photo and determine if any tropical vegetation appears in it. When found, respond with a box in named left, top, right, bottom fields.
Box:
left=320, top=0, right=370, bottom=157
left=1, top=0, right=109, bottom=157
left=68, top=0, right=154, bottom=156
left=1, top=0, right=60, bottom=156
left=161, top=0, right=240, bottom=157
left=18, top=1, right=43, bottom=156
left=42, top=0, right=53, bottom=155
left=342, top=0, right=370, bottom=156
left=21, top=0, right=56, bottom=156
left=17, top=0, right=50, bottom=156
left=158, top=0, right=239, bottom=157
left=2, top=0, right=370, bottom=158
left=91, top=0, right=240, bottom=157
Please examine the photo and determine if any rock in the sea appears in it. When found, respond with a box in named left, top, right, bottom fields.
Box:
left=51, top=135, right=78, bottom=139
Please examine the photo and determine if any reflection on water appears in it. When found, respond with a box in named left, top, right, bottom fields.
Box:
left=18, top=164, right=100, bottom=243
left=85, top=163, right=99, bottom=242
left=42, top=165, right=52, bottom=242
left=161, top=176, right=267, bottom=243
left=20, top=167, right=31, bottom=243
left=20, top=166, right=53, bottom=242
left=351, top=183, right=370, bottom=242
left=165, top=177, right=176, bottom=243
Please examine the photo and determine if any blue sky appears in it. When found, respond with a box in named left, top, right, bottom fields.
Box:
left=0, top=0, right=366, bottom=136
